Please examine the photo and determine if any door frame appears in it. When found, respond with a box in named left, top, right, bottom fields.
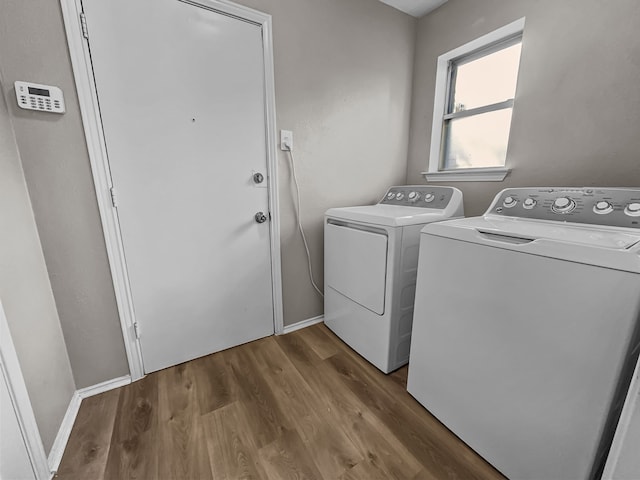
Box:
left=60, top=0, right=284, bottom=381
left=0, top=299, right=51, bottom=480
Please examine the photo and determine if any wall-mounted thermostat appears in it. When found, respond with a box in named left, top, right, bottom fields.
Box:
left=14, top=81, right=65, bottom=114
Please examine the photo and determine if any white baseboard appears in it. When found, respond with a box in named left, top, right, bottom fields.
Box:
left=47, top=392, right=81, bottom=474
left=77, top=374, right=131, bottom=399
left=47, top=374, right=131, bottom=474
left=281, top=315, right=324, bottom=334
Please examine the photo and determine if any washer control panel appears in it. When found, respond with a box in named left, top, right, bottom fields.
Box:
left=488, top=187, right=640, bottom=228
left=381, top=185, right=454, bottom=209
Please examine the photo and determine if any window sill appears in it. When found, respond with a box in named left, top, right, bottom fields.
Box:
left=422, top=167, right=509, bottom=182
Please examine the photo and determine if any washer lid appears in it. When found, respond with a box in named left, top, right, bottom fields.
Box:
left=422, top=216, right=640, bottom=273
left=326, top=205, right=456, bottom=227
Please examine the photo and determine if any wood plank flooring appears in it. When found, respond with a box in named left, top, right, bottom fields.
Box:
left=55, top=324, right=505, bottom=480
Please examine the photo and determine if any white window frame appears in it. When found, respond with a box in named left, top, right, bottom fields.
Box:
left=423, top=17, right=525, bottom=182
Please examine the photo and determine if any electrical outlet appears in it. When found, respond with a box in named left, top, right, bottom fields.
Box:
left=280, top=130, right=293, bottom=151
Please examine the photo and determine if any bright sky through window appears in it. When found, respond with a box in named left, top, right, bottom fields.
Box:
left=453, top=43, right=521, bottom=112
left=443, top=41, right=522, bottom=170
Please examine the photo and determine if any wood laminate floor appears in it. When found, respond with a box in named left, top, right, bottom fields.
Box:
left=55, top=323, right=504, bottom=480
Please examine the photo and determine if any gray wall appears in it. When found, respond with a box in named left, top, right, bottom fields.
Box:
left=407, top=0, right=640, bottom=215
left=0, top=0, right=415, bottom=387
left=0, top=76, right=75, bottom=453
left=240, top=0, right=416, bottom=325
left=0, top=0, right=136, bottom=389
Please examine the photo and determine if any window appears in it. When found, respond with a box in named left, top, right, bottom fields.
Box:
left=425, top=18, right=525, bottom=182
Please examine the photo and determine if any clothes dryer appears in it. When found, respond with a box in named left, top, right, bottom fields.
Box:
left=324, top=185, right=463, bottom=373
left=408, top=187, right=640, bottom=480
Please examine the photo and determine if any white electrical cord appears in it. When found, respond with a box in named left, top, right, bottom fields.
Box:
left=285, top=146, right=324, bottom=298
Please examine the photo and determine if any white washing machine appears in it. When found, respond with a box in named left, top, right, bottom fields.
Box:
left=407, top=187, right=640, bottom=480
left=324, top=185, right=464, bottom=373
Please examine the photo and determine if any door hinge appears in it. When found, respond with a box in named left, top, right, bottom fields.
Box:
left=110, top=187, right=118, bottom=207
left=133, top=322, right=141, bottom=339
left=79, top=12, right=89, bottom=40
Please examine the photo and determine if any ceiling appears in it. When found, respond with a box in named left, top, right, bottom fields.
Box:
left=379, top=0, right=448, bottom=18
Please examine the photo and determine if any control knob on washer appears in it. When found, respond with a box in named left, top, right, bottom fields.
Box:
left=408, top=191, right=420, bottom=203
left=386, top=192, right=395, bottom=200
left=395, top=192, right=405, bottom=200
left=523, top=198, right=537, bottom=209
left=424, top=193, right=435, bottom=203
left=624, top=202, right=640, bottom=217
left=593, top=201, right=613, bottom=215
left=552, top=196, right=576, bottom=214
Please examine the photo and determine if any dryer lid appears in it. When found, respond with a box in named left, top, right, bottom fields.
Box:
left=325, top=205, right=456, bottom=227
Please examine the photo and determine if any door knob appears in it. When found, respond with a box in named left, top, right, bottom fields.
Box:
left=253, top=172, right=264, bottom=184
left=255, top=211, right=268, bottom=223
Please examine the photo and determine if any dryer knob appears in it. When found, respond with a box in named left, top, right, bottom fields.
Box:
left=624, top=202, right=640, bottom=217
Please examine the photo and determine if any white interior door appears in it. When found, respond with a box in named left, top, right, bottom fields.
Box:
left=82, top=0, right=275, bottom=373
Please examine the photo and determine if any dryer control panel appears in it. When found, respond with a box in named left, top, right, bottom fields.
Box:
left=487, top=187, right=640, bottom=229
left=381, top=186, right=455, bottom=209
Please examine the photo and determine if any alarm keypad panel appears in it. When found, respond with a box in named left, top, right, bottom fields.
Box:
left=15, top=81, right=65, bottom=114
left=488, top=188, right=640, bottom=229
left=380, top=186, right=453, bottom=209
